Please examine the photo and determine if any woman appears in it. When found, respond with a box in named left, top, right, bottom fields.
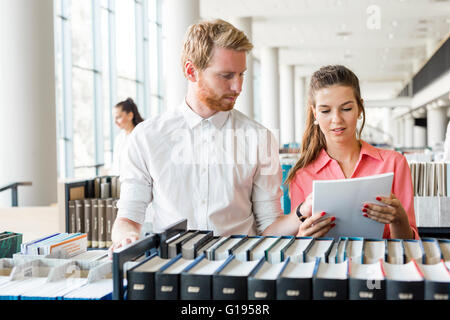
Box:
left=112, top=97, right=144, bottom=176
left=287, top=65, right=418, bottom=239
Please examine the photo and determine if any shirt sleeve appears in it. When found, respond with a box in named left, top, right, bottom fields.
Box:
left=390, top=154, right=419, bottom=239
left=252, top=130, right=283, bottom=235
left=290, top=174, right=306, bottom=211
left=116, top=129, right=153, bottom=225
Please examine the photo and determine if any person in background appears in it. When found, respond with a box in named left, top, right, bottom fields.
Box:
left=111, top=98, right=144, bottom=176
left=286, top=65, right=418, bottom=239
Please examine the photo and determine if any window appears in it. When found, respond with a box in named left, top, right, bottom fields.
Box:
left=54, top=0, right=164, bottom=179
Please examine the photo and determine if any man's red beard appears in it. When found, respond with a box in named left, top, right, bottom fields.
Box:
left=197, top=78, right=238, bottom=112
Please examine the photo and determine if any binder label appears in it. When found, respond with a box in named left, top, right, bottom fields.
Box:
left=133, top=284, right=145, bottom=291
left=161, top=285, right=173, bottom=292
left=187, top=286, right=200, bottom=293
left=223, top=288, right=235, bottom=295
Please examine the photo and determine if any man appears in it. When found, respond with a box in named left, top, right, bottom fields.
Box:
left=110, top=19, right=300, bottom=254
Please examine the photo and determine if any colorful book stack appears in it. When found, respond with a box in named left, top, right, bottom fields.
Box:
left=0, top=232, right=22, bottom=258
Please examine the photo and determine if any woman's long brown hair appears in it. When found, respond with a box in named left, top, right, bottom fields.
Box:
left=285, top=65, right=366, bottom=187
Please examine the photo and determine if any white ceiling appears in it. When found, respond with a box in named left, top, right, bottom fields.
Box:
left=201, top=0, right=450, bottom=100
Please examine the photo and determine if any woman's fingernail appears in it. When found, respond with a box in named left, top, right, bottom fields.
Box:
left=331, top=217, right=336, bottom=222
left=376, top=197, right=381, bottom=201
left=330, top=223, right=336, bottom=228
left=363, top=214, right=368, bottom=218
left=363, top=204, right=369, bottom=209
left=362, top=208, right=367, bottom=213
left=321, top=212, right=326, bottom=217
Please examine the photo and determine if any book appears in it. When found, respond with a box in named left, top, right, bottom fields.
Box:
left=196, top=236, right=222, bottom=259
left=83, top=199, right=92, bottom=247
left=265, top=236, right=295, bottom=263
left=403, top=239, right=425, bottom=263
left=74, top=199, right=85, bottom=234
left=247, top=260, right=286, bottom=300
left=313, top=259, right=349, bottom=300
left=386, top=239, right=404, bottom=264
left=166, top=231, right=198, bottom=259
left=126, top=253, right=171, bottom=300
left=180, top=254, right=226, bottom=300
left=334, top=237, right=348, bottom=263
left=276, top=258, right=318, bottom=300
left=101, top=182, right=110, bottom=199
left=180, top=231, right=213, bottom=259
left=248, top=236, right=279, bottom=261
left=111, top=176, right=118, bottom=199
left=422, top=238, right=442, bottom=264
left=211, top=235, right=247, bottom=261
left=68, top=200, right=76, bottom=234
left=155, top=254, right=195, bottom=300
left=106, top=198, right=113, bottom=248
left=304, top=238, right=334, bottom=263
left=282, top=237, right=314, bottom=263
left=417, top=260, right=450, bottom=300
left=349, top=259, right=386, bottom=300
left=363, top=239, right=385, bottom=264
left=0, top=233, right=22, bottom=258
left=312, top=172, right=393, bottom=239
left=344, top=237, right=364, bottom=264
left=327, top=242, right=340, bottom=264
left=112, top=199, right=118, bottom=226
left=384, top=260, right=424, bottom=300
left=91, top=199, right=99, bottom=248
left=438, top=239, right=450, bottom=261
left=231, top=236, right=264, bottom=261
left=94, top=177, right=101, bottom=198
left=98, top=199, right=106, bottom=249
left=212, top=255, right=262, bottom=300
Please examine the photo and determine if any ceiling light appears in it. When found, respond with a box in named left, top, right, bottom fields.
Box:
left=391, top=20, right=398, bottom=27
left=388, top=33, right=394, bottom=39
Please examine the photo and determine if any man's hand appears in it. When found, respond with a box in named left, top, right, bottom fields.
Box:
left=109, top=217, right=142, bottom=259
left=108, top=231, right=140, bottom=259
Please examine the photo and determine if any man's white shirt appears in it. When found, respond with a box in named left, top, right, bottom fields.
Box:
left=117, top=100, right=283, bottom=236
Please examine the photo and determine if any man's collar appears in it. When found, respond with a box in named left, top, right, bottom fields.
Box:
left=180, top=99, right=230, bottom=129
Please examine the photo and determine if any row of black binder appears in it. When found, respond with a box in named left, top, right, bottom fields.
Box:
left=157, top=231, right=450, bottom=265
left=122, top=229, right=450, bottom=300
left=68, top=198, right=118, bottom=248
left=126, top=251, right=450, bottom=301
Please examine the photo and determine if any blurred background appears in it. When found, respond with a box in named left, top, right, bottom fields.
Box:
left=0, top=0, right=449, bottom=209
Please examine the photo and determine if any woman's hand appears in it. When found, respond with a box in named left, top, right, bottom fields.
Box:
left=362, top=193, right=413, bottom=239
left=297, top=211, right=336, bottom=237
left=299, top=193, right=313, bottom=217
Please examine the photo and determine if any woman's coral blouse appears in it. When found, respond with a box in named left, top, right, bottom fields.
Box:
left=290, top=140, right=419, bottom=239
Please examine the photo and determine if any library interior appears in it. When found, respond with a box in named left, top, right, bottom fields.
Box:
left=0, top=0, right=449, bottom=302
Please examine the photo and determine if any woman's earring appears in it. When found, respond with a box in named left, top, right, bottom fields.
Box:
left=313, top=119, right=319, bottom=125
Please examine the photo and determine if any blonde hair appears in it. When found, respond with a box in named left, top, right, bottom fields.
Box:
left=181, top=19, right=253, bottom=75
left=285, top=65, right=366, bottom=186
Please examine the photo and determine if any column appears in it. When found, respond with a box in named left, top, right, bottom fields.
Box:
left=280, top=65, right=295, bottom=144
left=229, top=17, right=254, bottom=119
left=413, top=125, right=427, bottom=148
left=162, top=0, right=200, bottom=110
left=0, top=0, right=57, bottom=206
left=427, top=102, right=448, bottom=148
left=295, top=76, right=307, bottom=143
left=403, top=114, right=415, bottom=148
left=383, top=108, right=394, bottom=146
left=260, top=47, right=280, bottom=135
